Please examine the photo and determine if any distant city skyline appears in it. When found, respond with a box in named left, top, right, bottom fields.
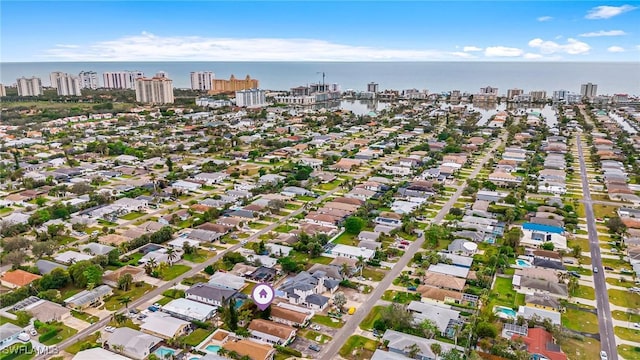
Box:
left=1, top=1, right=639, bottom=62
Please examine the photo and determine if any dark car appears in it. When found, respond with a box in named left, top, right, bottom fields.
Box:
left=308, top=344, right=321, bottom=352
left=604, top=266, right=614, bottom=271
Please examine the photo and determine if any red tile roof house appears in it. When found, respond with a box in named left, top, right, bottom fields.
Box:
left=512, top=328, right=567, bottom=360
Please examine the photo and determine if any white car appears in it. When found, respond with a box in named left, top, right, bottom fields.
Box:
left=30, top=329, right=37, bottom=336
left=633, top=323, right=640, bottom=329
left=104, top=326, right=116, bottom=333
left=600, top=351, right=608, bottom=360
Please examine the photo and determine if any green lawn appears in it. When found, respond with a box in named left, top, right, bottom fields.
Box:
left=310, top=256, right=334, bottom=265
left=0, top=342, right=34, bottom=360
left=103, top=282, right=155, bottom=311
left=572, top=285, right=596, bottom=300
left=333, top=232, right=358, bottom=246
left=37, top=322, right=78, bottom=345
left=159, top=264, right=191, bottom=280
left=338, top=335, right=379, bottom=360
left=562, top=308, right=599, bottom=334
left=360, top=306, right=384, bottom=330
left=312, top=314, right=344, bottom=328
left=565, top=266, right=592, bottom=276
left=381, top=290, right=421, bottom=304
left=612, top=310, right=640, bottom=323
left=156, top=296, right=174, bottom=306
left=614, top=326, right=640, bottom=342
left=592, top=204, right=617, bottom=218
left=274, top=224, right=297, bottom=233
left=182, top=328, right=213, bottom=346
left=182, top=250, right=215, bottom=263
left=0, top=316, right=21, bottom=326
left=284, top=203, right=301, bottom=210
left=606, top=278, right=635, bottom=288
left=71, top=310, right=99, bottom=324
left=248, top=222, right=268, bottom=229
left=318, top=180, right=341, bottom=190
left=302, top=329, right=332, bottom=344
left=601, top=258, right=632, bottom=271
left=489, top=276, right=518, bottom=309
left=125, top=252, right=144, bottom=265
left=608, top=289, right=640, bottom=308
left=558, top=337, right=601, bottom=360
left=181, top=274, right=209, bottom=286
left=120, top=211, right=145, bottom=220
left=618, top=344, right=640, bottom=360
left=361, top=268, right=386, bottom=282
left=65, top=333, right=101, bottom=354
left=296, top=195, right=316, bottom=202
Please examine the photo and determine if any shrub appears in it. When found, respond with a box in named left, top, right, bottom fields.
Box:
left=275, top=345, right=302, bottom=357
left=39, top=328, right=61, bottom=343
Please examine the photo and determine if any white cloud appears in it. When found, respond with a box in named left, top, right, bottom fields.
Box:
left=579, top=30, right=627, bottom=37
left=586, top=5, right=636, bottom=19
left=528, top=38, right=591, bottom=55
left=41, top=32, right=474, bottom=61
left=537, top=16, right=553, bottom=22
left=607, top=46, right=625, bottom=52
left=484, top=46, right=524, bottom=57
left=523, top=53, right=544, bottom=59
left=463, top=46, right=483, bottom=52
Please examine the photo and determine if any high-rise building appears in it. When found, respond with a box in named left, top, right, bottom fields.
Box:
left=56, top=74, right=82, bottom=96
left=367, top=82, right=379, bottom=93
left=155, top=71, right=168, bottom=78
left=103, top=71, right=144, bottom=89
left=235, top=89, right=267, bottom=107
left=79, top=71, right=99, bottom=89
left=17, top=77, right=43, bottom=96
left=210, top=75, right=259, bottom=95
left=135, top=77, right=174, bottom=104
left=529, top=90, right=547, bottom=101
left=506, top=89, right=523, bottom=100
left=553, top=90, right=570, bottom=102
left=50, top=71, right=65, bottom=88
left=580, top=83, right=597, bottom=99
left=191, top=71, right=214, bottom=91
left=479, top=86, right=498, bottom=95
left=0, top=84, right=6, bottom=97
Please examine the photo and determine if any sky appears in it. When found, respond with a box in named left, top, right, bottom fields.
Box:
left=1, top=1, right=639, bottom=62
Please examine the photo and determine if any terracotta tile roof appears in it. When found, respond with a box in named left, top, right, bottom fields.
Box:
left=1, top=269, right=42, bottom=287
left=222, top=339, right=275, bottom=360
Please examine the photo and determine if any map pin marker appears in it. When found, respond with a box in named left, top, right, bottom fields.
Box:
left=252, top=283, right=275, bottom=311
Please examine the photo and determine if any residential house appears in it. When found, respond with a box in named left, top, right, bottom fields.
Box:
left=102, top=265, right=145, bottom=288
left=193, top=172, right=228, bottom=185
left=0, top=323, right=24, bottom=350
left=406, top=301, right=462, bottom=338
left=140, top=312, right=191, bottom=339
left=512, top=328, right=567, bottom=360
left=0, top=269, right=42, bottom=289
left=64, top=285, right=113, bottom=310
left=328, top=244, right=375, bottom=260
left=34, top=260, right=67, bottom=275
left=186, top=283, right=240, bottom=307
left=248, top=319, right=297, bottom=345
left=270, top=305, right=313, bottom=327
left=161, top=298, right=216, bottom=322
left=382, top=329, right=457, bottom=360
left=24, top=299, right=71, bottom=323
left=208, top=272, right=246, bottom=290
left=72, top=348, right=130, bottom=360
left=222, top=339, right=276, bottom=360
left=104, top=327, right=161, bottom=360
left=278, top=270, right=340, bottom=310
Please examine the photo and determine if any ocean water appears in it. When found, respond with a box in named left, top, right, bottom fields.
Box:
left=1, top=61, right=639, bottom=95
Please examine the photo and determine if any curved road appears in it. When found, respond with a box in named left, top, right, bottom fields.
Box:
left=576, top=131, right=617, bottom=360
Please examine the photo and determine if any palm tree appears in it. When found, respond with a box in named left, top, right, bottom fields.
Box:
left=405, top=343, right=420, bottom=359
left=119, top=296, right=132, bottom=309
left=356, top=255, right=366, bottom=278
left=166, top=247, right=179, bottom=265
left=430, top=343, right=442, bottom=360
left=144, top=257, right=158, bottom=275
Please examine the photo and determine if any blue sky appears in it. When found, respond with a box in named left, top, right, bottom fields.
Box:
left=2, top=1, right=639, bottom=61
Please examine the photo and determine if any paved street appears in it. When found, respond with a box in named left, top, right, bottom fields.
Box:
left=36, top=184, right=343, bottom=360
left=319, top=133, right=507, bottom=360
left=576, top=131, right=618, bottom=360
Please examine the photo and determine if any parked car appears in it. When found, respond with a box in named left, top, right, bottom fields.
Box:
left=104, top=326, right=116, bottom=333
left=400, top=241, right=410, bottom=245
left=568, top=271, right=581, bottom=278
left=633, top=323, right=640, bottom=329
left=29, top=329, right=37, bottom=336
left=308, top=344, right=321, bottom=352
left=311, top=325, right=321, bottom=331
left=600, top=351, right=608, bottom=360
left=604, top=266, right=614, bottom=271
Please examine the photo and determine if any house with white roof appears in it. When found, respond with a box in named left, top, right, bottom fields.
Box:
left=140, top=312, right=191, bottom=339
left=328, top=244, right=375, bottom=260
left=104, top=327, right=161, bottom=360
left=161, top=298, right=216, bottom=322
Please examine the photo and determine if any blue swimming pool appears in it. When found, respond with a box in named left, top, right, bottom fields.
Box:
left=495, top=306, right=517, bottom=319
left=205, top=345, right=221, bottom=353
left=154, top=347, right=175, bottom=358
left=516, top=259, right=532, bottom=268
